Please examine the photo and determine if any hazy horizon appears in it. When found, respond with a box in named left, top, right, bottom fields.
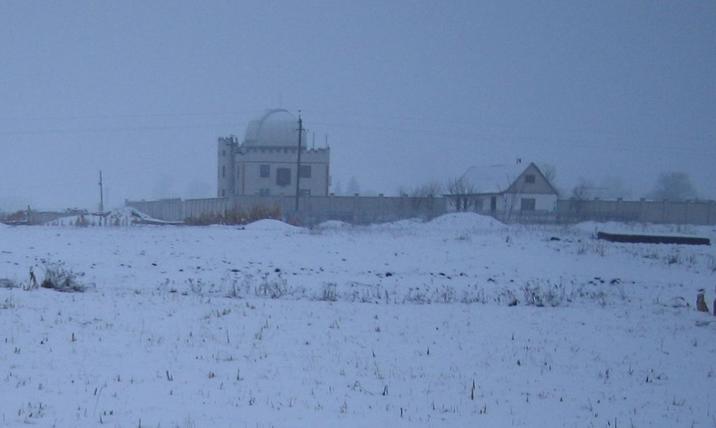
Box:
left=1, top=1, right=714, bottom=211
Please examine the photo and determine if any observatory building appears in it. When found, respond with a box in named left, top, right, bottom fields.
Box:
left=217, top=109, right=330, bottom=197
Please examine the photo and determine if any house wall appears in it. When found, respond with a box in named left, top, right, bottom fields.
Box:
left=458, top=193, right=556, bottom=214
left=506, top=163, right=557, bottom=195
left=236, top=147, right=329, bottom=197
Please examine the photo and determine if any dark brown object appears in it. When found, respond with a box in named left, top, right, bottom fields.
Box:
left=696, top=290, right=709, bottom=313
left=597, top=232, right=710, bottom=246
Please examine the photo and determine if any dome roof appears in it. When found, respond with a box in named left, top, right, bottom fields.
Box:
left=243, top=109, right=300, bottom=146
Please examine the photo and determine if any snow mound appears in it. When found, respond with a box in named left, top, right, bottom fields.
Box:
left=316, top=220, right=352, bottom=230
left=425, top=212, right=505, bottom=230
left=243, top=219, right=303, bottom=232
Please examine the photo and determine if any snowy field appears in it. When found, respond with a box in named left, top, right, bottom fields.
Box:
left=1, top=214, right=715, bottom=427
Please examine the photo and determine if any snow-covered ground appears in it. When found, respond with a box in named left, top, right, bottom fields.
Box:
left=0, top=214, right=715, bottom=427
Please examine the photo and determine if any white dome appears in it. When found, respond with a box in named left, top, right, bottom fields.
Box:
left=244, top=109, right=300, bottom=146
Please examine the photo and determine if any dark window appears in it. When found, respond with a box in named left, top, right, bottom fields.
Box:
left=260, top=165, right=270, bottom=178
left=521, top=198, right=536, bottom=211
left=299, top=165, right=311, bottom=178
left=276, top=168, right=291, bottom=186
left=525, top=174, right=535, bottom=184
left=222, top=165, right=225, bottom=178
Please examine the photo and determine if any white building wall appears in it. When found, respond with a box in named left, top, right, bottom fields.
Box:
left=235, top=148, right=330, bottom=197
left=500, top=193, right=557, bottom=212
left=467, top=192, right=557, bottom=214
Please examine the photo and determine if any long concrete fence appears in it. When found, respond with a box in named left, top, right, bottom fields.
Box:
left=126, top=195, right=446, bottom=225
left=125, top=196, right=716, bottom=226
left=555, top=199, right=716, bottom=225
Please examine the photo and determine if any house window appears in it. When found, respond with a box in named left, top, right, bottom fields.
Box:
left=525, top=174, right=535, bottom=184
left=276, top=168, right=291, bottom=186
left=520, top=198, right=536, bottom=211
left=260, top=164, right=270, bottom=178
left=299, top=165, right=311, bottom=178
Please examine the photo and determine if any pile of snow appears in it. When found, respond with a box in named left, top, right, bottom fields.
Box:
left=315, top=220, right=352, bottom=230
left=425, top=212, right=504, bottom=230
left=243, top=218, right=303, bottom=233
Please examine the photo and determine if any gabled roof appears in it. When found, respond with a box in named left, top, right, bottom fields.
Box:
left=460, top=162, right=526, bottom=194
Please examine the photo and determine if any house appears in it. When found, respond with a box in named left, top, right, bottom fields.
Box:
left=448, top=161, right=558, bottom=217
left=217, top=109, right=330, bottom=198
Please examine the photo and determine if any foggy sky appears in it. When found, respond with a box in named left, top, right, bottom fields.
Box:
left=1, top=1, right=714, bottom=211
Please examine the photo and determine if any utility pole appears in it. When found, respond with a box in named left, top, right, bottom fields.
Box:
left=98, top=170, right=104, bottom=214
left=295, top=111, right=303, bottom=212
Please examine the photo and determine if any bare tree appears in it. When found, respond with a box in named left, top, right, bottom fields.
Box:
left=648, top=172, right=698, bottom=201
left=570, top=178, right=594, bottom=216
left=346, top=176, right=361, bottom=196
left=570, top=178, right=594, bottom=201
left=446, top=177, right=476, bottom=211
left=408, top=180, right=443, bottom=212
left=410, top=181, right=443, bottom=198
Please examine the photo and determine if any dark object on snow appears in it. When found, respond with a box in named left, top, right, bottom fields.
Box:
left=549, top=236, right=560, bottom=241
left=596, top=231, right=710, bottom=246
left=696, top=289, right=709, bottom=313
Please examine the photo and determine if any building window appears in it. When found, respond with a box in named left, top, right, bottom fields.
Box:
left=260, top=164, right=270, bottom=178
left=520, top=198, right=536, bottom=211
left=299, top=189, right=311, bottom=197
left=276, top=167, right=291, bottom=186
left=221, top=189, right=225, bottom=197
left=222, top=165, right=225, bottom=178
left=299, top=165, right=311, bottom=178
left=222, top=150, right=226, bottom=157
left=525, top=174, right=535, bottom=184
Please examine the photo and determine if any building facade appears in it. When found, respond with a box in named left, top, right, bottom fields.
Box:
left=449, top=161, right=559, bottom=216
left=217, top=109, right=330, bottom=198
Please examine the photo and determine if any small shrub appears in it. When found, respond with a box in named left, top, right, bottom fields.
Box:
left=319, top=283, right=338, bottom=302
left=40, top=262, right=88, bottom=293
left=255, top=277, right=288, bottom=299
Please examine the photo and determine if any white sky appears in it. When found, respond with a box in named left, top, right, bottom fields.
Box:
left=0, top=1, right=714, bottom=210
